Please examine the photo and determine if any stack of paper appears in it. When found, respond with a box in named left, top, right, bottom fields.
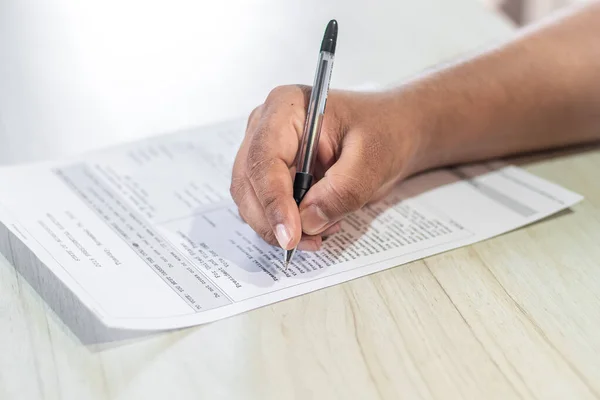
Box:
left=0, top=118, right=582, bottom=338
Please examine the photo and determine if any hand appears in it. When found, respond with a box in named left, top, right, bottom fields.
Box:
left=230, top=85, right=427, bottom=251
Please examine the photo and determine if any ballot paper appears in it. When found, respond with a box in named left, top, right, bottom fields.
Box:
left=0, top=118, right=582, bottom=331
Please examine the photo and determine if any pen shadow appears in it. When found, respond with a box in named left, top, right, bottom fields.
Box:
left=181, top=205, right=337, bottom=287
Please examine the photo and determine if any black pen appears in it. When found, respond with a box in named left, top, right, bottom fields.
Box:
left=284, top=20, right=338, bottom=269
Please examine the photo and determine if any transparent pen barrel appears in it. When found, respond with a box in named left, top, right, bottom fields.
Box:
left=296, top=51, right=335, bottom=174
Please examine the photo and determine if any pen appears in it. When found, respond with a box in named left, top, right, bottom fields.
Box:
left=284, top=19, right=338, bottom=269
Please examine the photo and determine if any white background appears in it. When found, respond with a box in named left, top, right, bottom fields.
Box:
left=0, top=0, right=512, bottom=164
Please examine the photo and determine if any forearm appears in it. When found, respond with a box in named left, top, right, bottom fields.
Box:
left=402, top=2, right=600, bottom=173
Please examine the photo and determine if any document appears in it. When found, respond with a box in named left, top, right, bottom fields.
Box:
left=0, top=118, right=582, bottom=331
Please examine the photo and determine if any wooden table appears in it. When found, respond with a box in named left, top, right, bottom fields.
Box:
left=4, top=1, right=600, bottom=399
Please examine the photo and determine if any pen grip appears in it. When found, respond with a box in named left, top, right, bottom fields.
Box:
left=296, top=51, right=334, bottom=175
left=293, top=172, right=313, bottom=205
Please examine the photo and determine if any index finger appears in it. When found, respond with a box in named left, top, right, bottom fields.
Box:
left=244, top=86, right=309, bottom=249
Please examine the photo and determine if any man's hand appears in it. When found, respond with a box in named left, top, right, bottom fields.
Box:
left=230, top=85, right=425, bottom=251
left=231, top=2, right=600, bottom=253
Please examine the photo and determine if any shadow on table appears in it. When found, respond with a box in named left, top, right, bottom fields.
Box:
left=505, top=140, right=600, bottom=167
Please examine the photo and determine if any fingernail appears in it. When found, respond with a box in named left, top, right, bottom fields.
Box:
left=300, top=205, right=329, bottom=235
left=275, top=224, right=292, bottom=249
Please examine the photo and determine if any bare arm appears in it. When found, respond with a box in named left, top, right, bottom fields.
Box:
left=231, top=3, right=600, bottom=251
left=407, top=2, right=600, bottom=173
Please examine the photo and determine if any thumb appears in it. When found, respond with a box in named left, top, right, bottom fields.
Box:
left=298, top=140, right=384, bottom=235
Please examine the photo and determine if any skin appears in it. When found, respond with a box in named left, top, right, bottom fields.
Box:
left=230, top=2, right=600, bottom=252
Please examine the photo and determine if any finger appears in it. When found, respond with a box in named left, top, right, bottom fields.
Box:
left=232, top=175, right=280, bottom=246
left=297, top=235, right=322, bottom=251
left=296, top=222, right=341, bottom=252
left=322, top=222, right=342, bottom=237
left=298, top=136, right=386, bottom=235
left=244, top=87, right=311, bottom=249
left=233, top=169, right=324, bottom=249
left=231, top=108, right=278, bottom=243
left=246, top=149, right=300, bottom=249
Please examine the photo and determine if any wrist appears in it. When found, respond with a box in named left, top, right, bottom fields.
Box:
left=390, top=70, right=485, bottom=178
left=385, top=84, right=443, bottom=179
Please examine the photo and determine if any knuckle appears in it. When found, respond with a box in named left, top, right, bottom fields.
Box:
left=249, top=105, right=263, bottom=120
left=265, top=85, right=309, bottom=111
left=246, top=105, right=263, bottom=131
left=266, top=85, right=294, bottom=102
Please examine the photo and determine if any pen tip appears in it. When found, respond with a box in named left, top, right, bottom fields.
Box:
left=284, top=248, right=296, bottom=269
